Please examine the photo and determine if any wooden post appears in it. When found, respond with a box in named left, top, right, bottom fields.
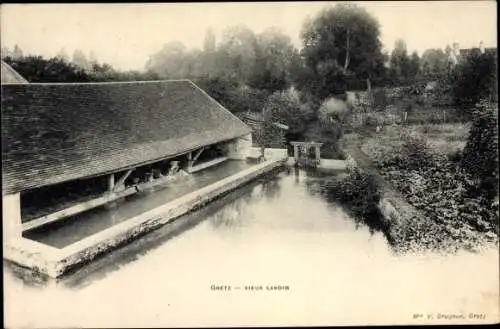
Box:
left=187, top=152, right=193, bottom=173
left=314, top=145, right=321, bottom=162
left=293, top=144, right=299, bottom=164
left=108, top=174, right=115, bottom=192
left=113, top=169, right=133, bottom=192
left=2, top=193, right=22, bottom=242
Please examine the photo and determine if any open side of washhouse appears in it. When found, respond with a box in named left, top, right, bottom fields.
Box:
left=2, top=79, right=254, bottom=244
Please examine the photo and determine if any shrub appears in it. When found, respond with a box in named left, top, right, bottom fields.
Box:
left=372, top=87, right=388, bottom=111
left=323, top=167, right=382, bottom=218
left=363, top=111, right=401, bottom=126
left=396, top=129, right=446, bottom=169
left=461, top=100, right=499, bottom=201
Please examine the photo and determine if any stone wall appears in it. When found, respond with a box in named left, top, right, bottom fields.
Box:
left=343, top=146, right=427, bottom=247
left=249, top=147, right=288, bottom=160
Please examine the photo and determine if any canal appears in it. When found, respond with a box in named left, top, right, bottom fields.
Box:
left=4, top=167, right=499, bottom=327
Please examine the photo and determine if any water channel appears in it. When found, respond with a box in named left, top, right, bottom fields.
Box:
left=4, top=165, right=499, bottom=327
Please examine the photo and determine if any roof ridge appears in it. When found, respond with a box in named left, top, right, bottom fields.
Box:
left=1, top=60, right=29, bottom=84
left=4, top=79, right=194, bottom=86
left=186, top=80, right=251, bottom=129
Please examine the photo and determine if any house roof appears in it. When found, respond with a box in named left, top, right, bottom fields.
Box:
left=238, top=112, right=289, bottom=130
left=459, top=47, right=497, bottom=58
left=1, top=60, right=29, bottom=84
left=1, top=80, right=251, bottom=194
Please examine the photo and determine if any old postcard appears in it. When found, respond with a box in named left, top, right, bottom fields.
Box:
left=2, top=1, right=499, bottom=327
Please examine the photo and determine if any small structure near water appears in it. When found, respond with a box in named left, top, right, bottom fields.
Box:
left=288, top=141, right=346, bottom=172
left=290, top=141, right=323, bottom=167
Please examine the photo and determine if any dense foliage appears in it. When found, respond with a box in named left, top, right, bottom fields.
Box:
left=297, top=4, right=386, bottom=103
left=363, top=128, right=499, bottom=242
left=3, top=56, right=91, bottom=82
left=321, top=168, right=383, bottom=230
left=461, top=101, right=499, bottom=202
left=449, top=50, right=498, bottom=107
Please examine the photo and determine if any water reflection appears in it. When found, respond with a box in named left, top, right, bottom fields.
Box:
left=4, top=168, right=499, bottom=327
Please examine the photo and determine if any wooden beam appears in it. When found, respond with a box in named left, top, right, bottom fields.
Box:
left=113, top=169, right=133, bottom=192
left=22, top=188, right=138, bottom=232
left=192, top=147, right=205, bottom=163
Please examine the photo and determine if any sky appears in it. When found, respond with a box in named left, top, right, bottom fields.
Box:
left=0, top=1, right=497, bottom=71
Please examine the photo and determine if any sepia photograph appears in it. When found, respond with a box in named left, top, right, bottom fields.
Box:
left=1, top=1, right=499, bottom=327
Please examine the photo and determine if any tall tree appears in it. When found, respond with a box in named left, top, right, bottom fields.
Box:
left=72, top=49, right=89, bottom=71
left=449, top=49, right=497, bottom=107
left=217, top=25, right=259, bottom=84
left=389, top=39, right=411, bottom=84
left=145, top=41, right=188, bottom=79
left=297, top=4, right=385, bottom=103
left=203, top=28, right=216, bottom=53
left=1, top=46, right=11, bottom=59
left=420, top=48, right=448, bottom=80
left=12, top=44, right=23, bottom=59
left=408, top=51, right=421, bottom=82
left=55, top=48, right=70, bottom=63
left=248, top=27, right=297, bottom=92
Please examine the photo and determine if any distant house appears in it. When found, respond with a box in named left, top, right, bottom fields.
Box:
left=345, top=90, right=369, bottom=107
left=448, top=42, right=497, bottom=67
left=1, top=60, right=28, bottom=84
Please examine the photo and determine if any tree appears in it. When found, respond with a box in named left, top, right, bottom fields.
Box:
left=3, top=55, right=91, bottom=82
left=389, top=39, right=411, bottom=84
left=1, top=46, right=11, bottom=59
left=88, top=50, right=99, bottom=67
left=461, top=100, right=498, bottom=204
left=317, top=97, right=350, bottom=140
left=217, top=25, right=259, bottom=84
left=408, top=51, right=421, bottom=82
left=254, top=99, right=283, bottom=160
left=203, top=28, right=216, bottom=53
left=297, top=4, right=386, bottom=104
left=145, top=41, right=188, bottom=79
left=420, top=48, right=447, bottom=80
left=263, top=89, right=305, bottom=135
left=248, top=27, right=298, bottom=92
left=72, top=49, right=89, bottom=71
left=55, top=48, right=70, bottom=63
left=449, top=49, right=497, bottom=107
left=12, top=44, right=23, bottom=59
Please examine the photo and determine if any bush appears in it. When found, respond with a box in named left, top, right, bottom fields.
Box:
left=372, top=87, right=388, bottom=111
left=363, top=111, right=401, bottom=126
left=323, top=167, right=382, bottom=218
left=397, top=129, right=446, bottom=169
left=461, top=100, right=499, bottom=201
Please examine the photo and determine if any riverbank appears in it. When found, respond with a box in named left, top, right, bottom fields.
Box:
left=5, top=167, right=498, bottom=327
left=341, top=127, right=499, bottom=254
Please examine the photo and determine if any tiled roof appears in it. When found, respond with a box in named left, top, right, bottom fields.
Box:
left=1, top=60, right=29, bottom=84
left=2, top=80, right=251, bottom=194
left=237, top=112, right=289, bottom=130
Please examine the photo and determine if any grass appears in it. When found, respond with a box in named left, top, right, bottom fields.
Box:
left=355, top=123, right=470, bottom=156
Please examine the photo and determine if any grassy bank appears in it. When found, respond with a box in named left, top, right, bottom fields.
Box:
left=340, top=123, right=498, bottom=253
